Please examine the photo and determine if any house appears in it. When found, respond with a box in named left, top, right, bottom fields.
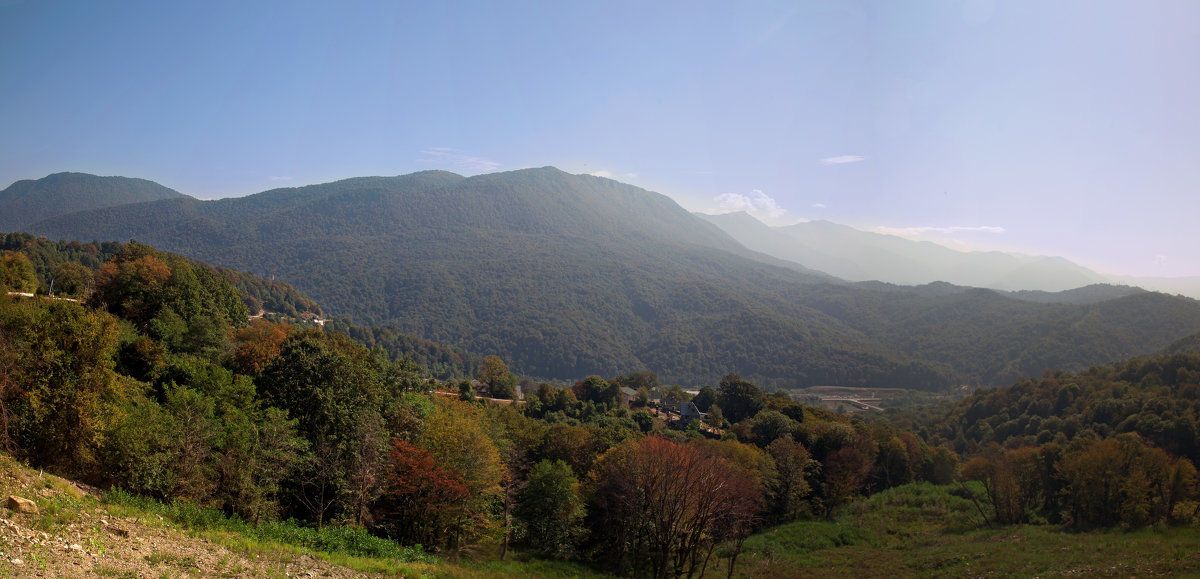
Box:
left=680, top=401, right=706, bottom=421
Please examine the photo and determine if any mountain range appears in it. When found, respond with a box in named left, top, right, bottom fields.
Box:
left=7, top=168, right=1200, bottom=389
left=696, top=212, right=1108, bottom=292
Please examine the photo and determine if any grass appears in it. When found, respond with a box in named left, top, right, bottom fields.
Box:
left=736, top=481, right=1200, bottom=577
left=101, top=487, right=440, bottom=576
left=92, top=564, right=138, bottom=578
left=437, top=556, right=616, bottom=578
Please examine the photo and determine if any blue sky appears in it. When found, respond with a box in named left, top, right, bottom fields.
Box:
left=2, top=0, right=1198, bottom=277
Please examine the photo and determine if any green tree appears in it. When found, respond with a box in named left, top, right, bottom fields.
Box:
left=214, top=406, right=306, bottom=522
left=692, top=386, right=717, bottom=412
left=478, top=354, right=518, bottom=399
left=421, top=396, right=504, bottom=547
left=717, top=373, right=765, bottom=424
left=747, top=409, right=799, bottom=447
left=0, top=251, right=37, bottom=293
left=256, top=330, right=388, bottom=525
left=767, top=437, right=816, bottom=523
left=3, top=299, right=126, bottom=475
left=515, top=459, right=585, bottom=558
left=50, top=261, right=92, bottom=297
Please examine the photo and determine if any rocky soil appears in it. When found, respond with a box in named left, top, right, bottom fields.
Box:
left=0, top=459, right=370, bottom=578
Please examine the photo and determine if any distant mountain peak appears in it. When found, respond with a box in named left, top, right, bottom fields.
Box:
left=700, top=212, right=1109, bottom=292
left=0, top=172, right=188, bottom=233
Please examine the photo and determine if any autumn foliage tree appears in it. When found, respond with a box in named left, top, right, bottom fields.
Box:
left=372, top=440, right=470, bottom=550
left=587, top=436, right=763, bottom=579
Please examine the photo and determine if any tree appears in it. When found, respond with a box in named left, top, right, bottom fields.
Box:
left=692, top=386, right=717, bottom=412
left=515, top=459, right=585, bottom=558
left=4, top=299, right=125, bottom=475
left=633, top=387, right=651, bottom=408
left=961, top=446, right=1043, bottom=525
left=421, top=396, right=504, bottom=547
left=717, top=374, right=765, bottom=424
left=1057, top=434, right=1192, bottom=527
left=706, top=405, right=724, bottom=430
left=0, top=252, right=37, bottom=293
left=767, top=438, right=816, bottom=523
left=820, top=433, right=877, bottom=514
left=576, top=375, right=620, bottom=409
left=746, top=410, right=798, bottom=448
left=586, top=436, right=764, bottom=579
left=256, top=330, right=388, bottom=525
left=373, top=439, right=470, bottom=550
left=50, top=261, right=92, bottom=297
left=213, top=406, right=305, bottom=522
left=477, top=355, right=518, bottom=399
left=232, top=319, right=289, bottom=375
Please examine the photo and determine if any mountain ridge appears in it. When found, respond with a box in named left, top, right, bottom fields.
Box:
left=697, top=211, right=1109, bottom=292
left=17, top=169, right=1200, bottom=388
left=0, top=172, right=189, bottom=232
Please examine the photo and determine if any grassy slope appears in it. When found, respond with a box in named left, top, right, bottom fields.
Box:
left=736, top=482, right=1200, bottom=578
left=0, top=452, right=607, bottom=578
left=9, top=446, right=1200, bottom=578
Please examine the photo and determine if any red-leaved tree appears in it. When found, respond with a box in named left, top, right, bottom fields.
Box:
left=372, top=440, right=469, bottom=550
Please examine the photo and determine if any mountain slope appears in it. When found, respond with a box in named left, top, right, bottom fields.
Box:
left=698, top=212, right=1108, bottom=291
left=0, top=172, right=189, bottom=232
left=29, top=168, right=1200, bottom=388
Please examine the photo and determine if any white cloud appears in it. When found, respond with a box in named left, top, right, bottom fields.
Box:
left=812, top=203, right=827, bottom=209
left=873, top=225, right=1006, bottom=236
left=581, top=168, right=639, bottom=181
left=820, top=155, right=865, bottom=165
left=418, top=148, right=502, bottom=174
left=711, top=189, right=787, bottom=220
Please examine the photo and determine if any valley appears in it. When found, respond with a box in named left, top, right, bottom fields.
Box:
left=9, top=169, right=1199, bottom=390
left=1, top=170, right=1199, bottom=577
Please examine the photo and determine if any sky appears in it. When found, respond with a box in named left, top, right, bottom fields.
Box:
left=1, top=0, right=1198, bottom=278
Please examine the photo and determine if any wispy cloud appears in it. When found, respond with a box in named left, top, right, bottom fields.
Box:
left=820, top=155, right=865, bottom=165
left=269, top=176, right=294, bottom=181
left=418, top=148, right=502, bottom=174
left=873, top=225, right=1006, bottom=236
left=584, top=168, right=639, bottom=181
left=811, top=203, right=827, bottom=209
left=710, top=189, right=787, bottom=220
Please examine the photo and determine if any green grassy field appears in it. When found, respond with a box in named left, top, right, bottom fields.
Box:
left=733, top=482, right=1200, bottom=578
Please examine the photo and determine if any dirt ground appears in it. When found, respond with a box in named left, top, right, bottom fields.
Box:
left=0, top=461, right=368, bottom=578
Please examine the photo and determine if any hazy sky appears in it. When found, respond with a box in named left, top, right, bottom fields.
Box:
left=2, top=0, right=1198, bottom=277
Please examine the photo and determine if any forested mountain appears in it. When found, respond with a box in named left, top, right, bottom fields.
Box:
left=903, top=352, right=1200, bottom=464
left=0, top=172, right=189, bottom=232
left=24, top=168, right=1200, bottom=388
left=698, top=211, right=1108, bottom=291
left=1002, top=284, right=1145, bottom=304
left=7, top=236, right=1200, bottom=578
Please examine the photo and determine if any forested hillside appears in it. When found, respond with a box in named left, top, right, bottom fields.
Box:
left=889, top=352, right=1200, bottom=528
left=0, top=238, right=960, bottom=576
left=5, top=239, right=1200, bottom=577
left=0, top=172, right=188, bottom=232
left=23, top=168, right=1200, bottom=388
